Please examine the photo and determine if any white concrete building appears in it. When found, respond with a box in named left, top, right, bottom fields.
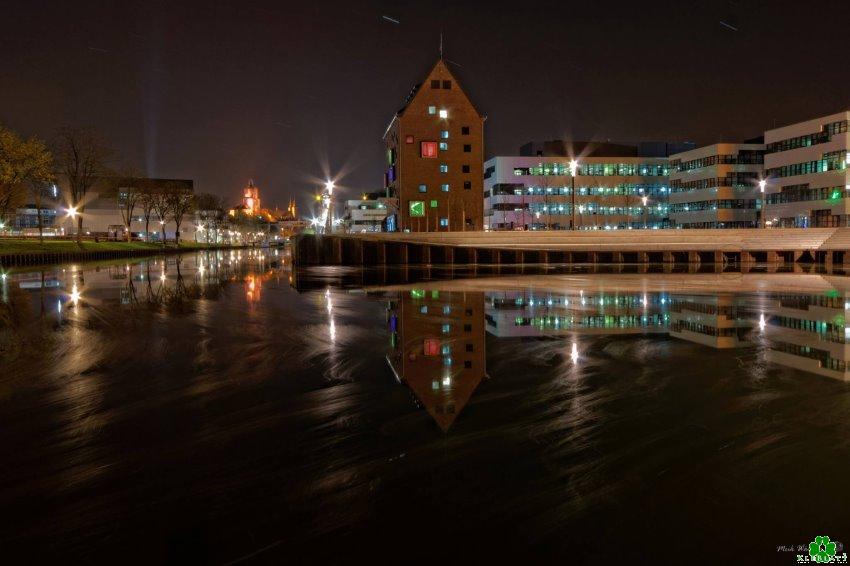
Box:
left=763, top=111, right=850, bottom=227
left=484, top=156, right=670, bottom=231
left=668, top=143, right=765, bottom=229
left=342, top=195, right=389, bottom=233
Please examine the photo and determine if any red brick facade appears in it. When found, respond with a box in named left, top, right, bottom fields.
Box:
left=384, top=60, right=484, bottom=232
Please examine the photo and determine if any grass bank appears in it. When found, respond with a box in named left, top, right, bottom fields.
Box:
left=0, top=239, right=246, bottom=266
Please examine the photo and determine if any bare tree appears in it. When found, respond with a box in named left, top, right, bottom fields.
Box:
left=107, top=168, right=142, bottom=242
left=194, top=192, right=224, bottom=245
left=138, top=180, right=156, bottom=242
left=53, top=127, right=110, bottom=243
left=151, top=188, right=171, bottom=247
left=166, top=183, right=194, bottom=246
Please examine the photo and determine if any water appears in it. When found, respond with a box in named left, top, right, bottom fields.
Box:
left=1, top=250, right=848, bottom=564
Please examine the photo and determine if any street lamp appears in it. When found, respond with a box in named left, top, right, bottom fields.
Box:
left=758, top=179, right=767, bottom=228
left=641, top=195, right=649, bottom=229
left=569, top=159, right=578, bottom=230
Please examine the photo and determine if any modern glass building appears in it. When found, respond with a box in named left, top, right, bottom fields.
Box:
left=484, top=155, right=671, bottom=231
left=668, top=143, right=765, bottom=229
left=763, top=111, right=850, bottom=228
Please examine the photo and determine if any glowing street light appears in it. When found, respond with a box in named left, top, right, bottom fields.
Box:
left=758, top=179, right=767, bottom=228
left=66, top=206, right=78, bottom=218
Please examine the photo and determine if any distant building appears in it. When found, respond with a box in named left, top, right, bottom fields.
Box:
left=519, top=140, right=695, bottom=158
left=484, top=154, right=670, bottom=231
left=55, top=177, right=193, bottom=240
left=763, top=111, right=850, bottom=227
left=383, top=58, right=485, bottom=232
left=342, top=192, right=389, bottom=233
left=668, top=143, right=765, bottom=229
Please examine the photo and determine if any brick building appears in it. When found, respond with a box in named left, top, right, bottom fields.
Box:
left=383, top=59, right=485, bottom=232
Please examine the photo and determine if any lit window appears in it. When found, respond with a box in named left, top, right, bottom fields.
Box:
left=440, top=218, right=449, bottom=227
left=442, top=344, right=451, bottom=355
left=418, top=184, right=427, bottom=193
left=441, top=130, right=449, bottom=139
left=439, top=109, right=448, bottom=119
left=442, top=323, right=451, bottom=333
left=443, top=356, right=453, bottom=366
left=443, top=306, right=451, bottom=314
left=440, top=164, right=448, bottom=173
left=430, top=200, right=438, bottom=208
left=441, top=184, right=450, bottom=192
left=420, top=305, right=428, bottom=314
left=439, top=142, right=448, bottom=151
left=428, top=106, right=436, bottom=115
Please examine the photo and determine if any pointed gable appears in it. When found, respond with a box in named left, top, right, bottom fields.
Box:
left=396, top=59, right=484, bottom=120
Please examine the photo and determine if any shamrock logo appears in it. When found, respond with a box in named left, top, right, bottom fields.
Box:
left=809, top=535, right=837, bottom=563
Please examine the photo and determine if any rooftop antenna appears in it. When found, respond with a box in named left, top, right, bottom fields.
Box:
left=439, top=31, right=443, bottom=59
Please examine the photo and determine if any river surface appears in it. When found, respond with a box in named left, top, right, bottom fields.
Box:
left=0, top=250, right=848, bottom=564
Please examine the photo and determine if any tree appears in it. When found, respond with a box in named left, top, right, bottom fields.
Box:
left=108, top=168, right=142, bottom=242
left=194, top=192, right=224, bottom=245
left=53, top=127, right=111, bottom=243
left=0, top=125, right=54, bottom=239
left=138, top=180, right=156, bottom=242
left=166, top=184, right=194, bottom=246
left=151, top=188, right=171, bottom=247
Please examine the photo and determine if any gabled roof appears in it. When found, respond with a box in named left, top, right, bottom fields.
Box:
left=385, top=58, right=484, bottom=138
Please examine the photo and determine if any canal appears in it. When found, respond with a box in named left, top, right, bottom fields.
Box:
left=0, top=250, right=847, bottom=563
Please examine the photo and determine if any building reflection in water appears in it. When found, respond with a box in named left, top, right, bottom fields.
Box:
left=385, top=283, right=850, bottom=430
left=386, top=290, right=487, bottom=431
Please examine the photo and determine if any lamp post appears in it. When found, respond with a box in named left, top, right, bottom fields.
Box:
left=758, top=179, right=766, bottom=228
left=641, top=195, right=648, bottom=229
left=323, top=180, right=335, bottom=234
left=570, top=159, right=578, bottom=230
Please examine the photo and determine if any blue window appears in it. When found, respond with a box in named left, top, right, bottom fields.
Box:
left=441, top=183, right=450, bottom=192
left=441, top=344, right=451, bottom=355
left=418, top=184, right=427, bottom=193
left=443, top=356, right=453, bottom=366
left=440, top=218, right=449, bottom=227
left=420, top=305, right=428, bottom=314
left=441, top=323, right=451, bottom=333
left=442, top=305, right=451, bottom=314
left=439, top=142, right=448, bottom=151
left=441, top=130, right=449, bottom=139
left=428, top=106, right=436, bottom=115
left=440, top=164, right=448, bottom=173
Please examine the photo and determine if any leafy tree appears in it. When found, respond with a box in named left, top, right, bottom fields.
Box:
left=53, top=127, right=111, bottom=242
left=0, top=126, right=54, bottom=239
left=194, top=192, right=225, bottom=245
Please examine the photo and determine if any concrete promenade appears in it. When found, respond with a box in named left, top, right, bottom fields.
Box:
left=293, top=228, right=850, bottom=266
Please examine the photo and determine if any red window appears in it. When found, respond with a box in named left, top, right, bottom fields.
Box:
left=405, top=135, right=414, bottom=144
left=421, top=141, right=437, bottom=158
left=424, top=338, right=440, bottom=356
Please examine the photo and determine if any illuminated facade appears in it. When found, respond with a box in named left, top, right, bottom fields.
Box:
left=763, top=111, right=850, bottom=228
left=483, top=155, right=670, bottom=231
left=383, top=59, right=485, bottom=232
left=668, top=143, right=765, bottom=229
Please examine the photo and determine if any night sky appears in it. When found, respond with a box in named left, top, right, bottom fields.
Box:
left=3, top=0, right=850, bottom=212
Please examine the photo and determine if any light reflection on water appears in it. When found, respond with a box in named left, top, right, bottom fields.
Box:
left=0, top=253, right=849, bottom=562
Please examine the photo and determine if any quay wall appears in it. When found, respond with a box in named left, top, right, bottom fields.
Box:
left=293, top=228, right=850, bottom=266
